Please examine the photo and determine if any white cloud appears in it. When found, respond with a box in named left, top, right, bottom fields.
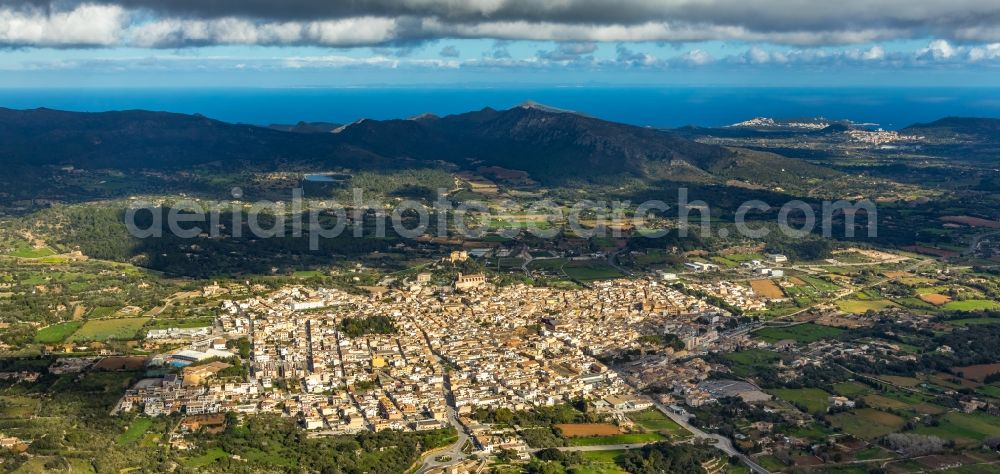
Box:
left=678, top=49, right=714, bottom=65
left=862, top=45, right=885, bottom=61
left=918, top=39, right=957, bottom=60
left=127, top=16, right=397, bottom=47
left=0, top=4, right=124, bottom=46
left=968, top=43, right=1000, bottom=61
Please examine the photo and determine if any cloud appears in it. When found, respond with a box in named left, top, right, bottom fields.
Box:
left=676, top=48, right=714, bottom=65
left=615, top=44, right=658, bottom=66
left=968, top=43, right=1000, bottom=61
left=537, top=42, right=597, bottom=61
left=439, top=44, right=459, bottom=57
left=3, top=1, right=1000, bottom=48
left=917, top=39, right=957, bottom=60
left=0, top=3, right=125, bottom=47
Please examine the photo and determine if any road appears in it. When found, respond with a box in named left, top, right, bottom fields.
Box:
left=965, top=229, right=1000, bottom=256
left=554, top=442, right=655, bottom=452
left=414, top=330, right=474, bottom=474
left=649, top=403, right=771, bottom=474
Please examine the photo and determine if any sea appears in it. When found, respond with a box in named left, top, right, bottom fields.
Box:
left=1, top=86, right=998, bottom=129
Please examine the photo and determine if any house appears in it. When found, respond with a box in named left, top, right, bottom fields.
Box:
left=684, top=262, right=720, bottom=272
left=829, top=396, right=856, bottom=409
left=767, top=254, right=788, bottom=263
left=656, top=271, right=679, bottom=281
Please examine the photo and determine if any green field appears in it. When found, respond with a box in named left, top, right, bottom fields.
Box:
left=7, top=243, right=56, bottom=258
left=182, top=447, right=230, bottom=468
left=563, top=261, right=625, bottom=281
left=87, top=306, right=118, bottom=318
left=69, top=317, right=150, bottom=341
left=862, top=394, right=911, bottom=410
left=0, top=395, right=40, bottom=418
left=117, top=417, right=153, bottom=445
left=528, top=258, right=567, bottom=271
left=942, top=300, right=1000, bottom=312
left=722, top=350, right=781, bottom=378
left=754, top=454, right=788, bottom=471
left=913, top=412, right=1000, bottom=447
left=33, top=321, right=84, bottom=343
left=947, top=317, right=1000, bottom=327
left=754, top=323, right=844, bottom=343
left=566, top=432, right=665, bottom=446
left=579, top=450, right=630, bottom=474
left=832, top=382, right=871, bottom=397
left=770, top=388, right=832, bottom=414
left=837, top=299, right=897, bottom=314
left=784, top=423, right=836, bottom=442
left=852, top=446, right=892, bottom=461
left=292, top=270, right=324, bottom=278
left=829, top=409, right=905, bottom=439
left=797, top=275, right=842, bottom=292
left=627, top=409, right=688, bottom=437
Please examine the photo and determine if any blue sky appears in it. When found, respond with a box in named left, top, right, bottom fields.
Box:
left=0, top=1, right=999, bottom=87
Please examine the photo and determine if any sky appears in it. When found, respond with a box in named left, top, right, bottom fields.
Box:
left=0, top=1, right=999, bottom=87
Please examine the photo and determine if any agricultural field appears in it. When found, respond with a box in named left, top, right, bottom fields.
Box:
left=562, top=261, right=625, bottom=281
left=181, top=447, right=230, bottom=469
left=33, top=321, right=84, bottom=343
left=68, top=317, right=150, bottom=342
left=942, top=299, right=1000, bottom=312
left=0, top=395, right=40, bottom=418
left=919, top=293, right=952, bottom=305
left=862, top=394, right=911, bottom=410
left=721, top=350, right=781, bottom=378
left=829, top=409, right=905, bottom=439
left=4, top=241, right=57, bottom=259
left=952, top=363, right=1000, bottom=383
left=627, top=409, right=689, bottom=437
left=579, top=450, right=630, bottom=474
left=565, top=432, right=665, bottom=447
left=527, top=258, right=567, bottom=272
left=913, top=412, right=1000, bottom=447
left=754, top=323, right=844, bottom=344
left=749, top=279, right=784, bottom=298
left=117, top=417, right=154, bottom=445
left=555, top=423, right=622, bottom=438
left=796, top=275, right=842, bottom=292
left=769, top=388, right=832, bottom=414
left=878, top=375, right=922, bottom=387
left=837, top=299, right=897, bottom=314
left=947, top=317, right=1000, bottom=327
left=832, top=382, right=871, bottom=397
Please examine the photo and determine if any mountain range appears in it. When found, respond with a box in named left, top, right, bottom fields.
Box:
left=0, top=104, right=995, bottom=188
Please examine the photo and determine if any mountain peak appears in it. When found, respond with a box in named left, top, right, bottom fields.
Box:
left=515, top=100, right=575, bottom=114
left=409, top=112, right=439, bottom=121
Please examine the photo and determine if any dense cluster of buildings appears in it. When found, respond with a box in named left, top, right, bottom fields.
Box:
left=116, top=276, right=749, bottom=435
left=689, top=281, right=769, bottom=311
left=846, top=128, right=922, bottom=146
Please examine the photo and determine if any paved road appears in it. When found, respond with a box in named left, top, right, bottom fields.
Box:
left=415, top=404, right=470, bottom=474
left=965, top=230, right=1000, bottom=256
left=415, top=330, right=474, bottom=474
left=652, top=403, right=772, bottom=474
left=554, top=443, right=655, bottom=452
